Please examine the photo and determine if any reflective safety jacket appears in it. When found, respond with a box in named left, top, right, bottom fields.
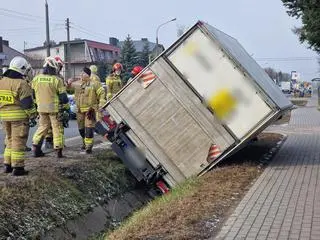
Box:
left=0, top=76, right=36, bottom=121
left=32, top=74, right=69, bottom=113
left=105, top=74, right=122, bottom=100
left=91, top=73, right=101, bottom=83
left=72, top=79, right=106, bottom=113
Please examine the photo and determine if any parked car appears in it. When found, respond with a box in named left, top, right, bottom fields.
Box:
left=67, top=94, right=77, bottom=120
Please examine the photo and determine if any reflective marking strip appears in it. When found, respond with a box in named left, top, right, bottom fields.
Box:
left=0, top=110, right=28, bottom=120
left=84, top=138, right=93, bottom=145
left=0, top=90, right=17, bottom=97
left=4, top=148, right=11, bottom=157
left=11, top=151, right=25, bottom=160
left=96, top=87, right=104, bottom=95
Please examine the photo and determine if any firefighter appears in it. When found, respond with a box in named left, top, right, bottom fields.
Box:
left=131, top=66, right=143, bottom=78
left=43, top=56, right=66, bottom=149
left=89, top=65, right=101, bottom=83
left=32, top=57, right=69, bottom=158
left=105, top=62, right=123, bottom=100
left=68, top=67, right=106, bottom=153
left=3, top=66, right=34, bottom=152
left=0, top=56, right=37, bottom=176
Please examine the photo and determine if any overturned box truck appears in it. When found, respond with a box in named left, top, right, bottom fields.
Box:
left=100, top=21, right=292, bottom=193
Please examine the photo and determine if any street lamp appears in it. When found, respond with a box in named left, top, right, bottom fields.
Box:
left=155, top=18, right=177, bottom=56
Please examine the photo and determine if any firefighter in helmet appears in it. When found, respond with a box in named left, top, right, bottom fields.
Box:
left=43, top=56, right=66, bottom=149
left=105, top=62, right=123, bottom=100
left=68, top=67, right=106, bottom=153
left=89, top=65, right=101, bottom=83
left=32, top=57, right=69, bottom=158
left=0, top=56, right=37, bottom=176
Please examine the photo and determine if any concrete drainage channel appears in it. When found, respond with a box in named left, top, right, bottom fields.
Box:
left=43, top=189, right=151, bottom=240
left=39, top=140, right=152, bottom=239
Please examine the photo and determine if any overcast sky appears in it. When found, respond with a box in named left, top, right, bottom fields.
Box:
left=1, top=0, right=319, bottom=81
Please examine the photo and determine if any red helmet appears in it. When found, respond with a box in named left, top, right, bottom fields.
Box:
left=54, top=56, right=64, bottom=67
left=112, top=63, right=123, bottom=71
left=131, top=66, right=143, bottom=76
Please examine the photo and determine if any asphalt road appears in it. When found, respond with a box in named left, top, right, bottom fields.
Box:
left=0, top=120, right=79, bottom=154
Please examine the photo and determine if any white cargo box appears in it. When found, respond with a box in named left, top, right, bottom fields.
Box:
left=105, top=21, right=292, bottom=187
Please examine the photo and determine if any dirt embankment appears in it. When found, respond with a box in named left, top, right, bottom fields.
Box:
left=0, top=144, right=148, bottom=240
left=106, top=132, right=286, bottom=240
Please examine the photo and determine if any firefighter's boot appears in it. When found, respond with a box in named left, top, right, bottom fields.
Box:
left=3, top=164, right=13, bottom=173
left=12, top=167, right=28, bottom=176
left=33, top=144, right=44, bottom=157
left=85, top=148, right=93, bottom=154
left=79, top=129, right=86, bottom=150
left=56, top=148, right=63, bottom=158
left=24, top=146, right=32, bottom=152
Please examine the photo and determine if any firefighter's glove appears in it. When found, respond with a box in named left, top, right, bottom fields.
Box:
left=29, top=118, right=37, bottom=128
left=86, top=108, right=96, bottom=121
left=58, top=110, right=70, bottom=128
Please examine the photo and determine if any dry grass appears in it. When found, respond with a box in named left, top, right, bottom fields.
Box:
left=106, top=133, right=284, bottom=240
left=106, top=166, right=260, bottom=240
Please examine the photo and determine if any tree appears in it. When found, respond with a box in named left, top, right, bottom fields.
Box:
left=264, top=67, right=291, bottom=84
left=120, top=35, right=138, bottom=83
left=97, top=61, right=110, bottom=82
left=137, top=41, right=150, bottom=67
left=282, top=0, right=320, bottom=53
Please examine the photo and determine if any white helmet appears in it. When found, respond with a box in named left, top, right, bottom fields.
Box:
left=89, top=65, right=98, bottom=74
left=9, top=56, right=31, bottom=75
left=43, top=56, right=59, bottom=70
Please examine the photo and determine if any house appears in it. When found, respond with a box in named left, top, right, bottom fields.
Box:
left=24, top=38, right=121, bottom=79
left=0, top=37, right=36, bottom=73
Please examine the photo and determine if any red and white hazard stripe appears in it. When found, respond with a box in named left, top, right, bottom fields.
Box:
left=140, top=69, right=156, bottom=88
left=207, top=144, right=221, bottom=162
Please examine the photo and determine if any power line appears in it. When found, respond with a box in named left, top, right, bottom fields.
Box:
left=0, top=12, right=43, bottom=23
left=0, top=27, right=42, bottom=31
left=0, top=8, right=63, bottom=25
left=70, top=23, right=107, bottom=40
left=71, top=26, right=107, bottom=41
left=255, top=57, right=318, bottom=62
left=0, top=7, right=63, bottom=22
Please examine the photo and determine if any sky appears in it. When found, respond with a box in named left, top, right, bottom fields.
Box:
left=0, top=0, right=319, bottom=81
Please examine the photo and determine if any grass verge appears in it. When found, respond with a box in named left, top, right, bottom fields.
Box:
left=0, top=149, right=135, bottom=239
left=290, top=98, right=308, bottom=106
left=106, top=133, right=284, bottom=240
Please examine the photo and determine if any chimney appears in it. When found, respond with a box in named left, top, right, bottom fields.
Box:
left=2, top=40, right=9, bottom=47
left=109, top=37, right=119, bottom=46
left=0, top=37, right=3, bottom=53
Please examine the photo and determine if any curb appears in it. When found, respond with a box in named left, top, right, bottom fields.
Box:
left=258, top=133, right=287, bottom=165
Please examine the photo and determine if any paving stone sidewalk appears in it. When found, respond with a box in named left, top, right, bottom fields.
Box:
left=214, top=95, right=320, bottom=240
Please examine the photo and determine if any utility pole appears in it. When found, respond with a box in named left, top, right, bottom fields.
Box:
left=45, top=0, right=50, bottom=57
left=65, top=18, right=71, bottom=79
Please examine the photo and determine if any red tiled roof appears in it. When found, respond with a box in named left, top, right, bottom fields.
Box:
left=87, top=40, right=120, bottom=52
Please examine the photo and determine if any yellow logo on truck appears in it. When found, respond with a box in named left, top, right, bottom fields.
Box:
left=184, top=42, right=197, bottom=55
left=0, top=94, right=14, bottom=104
left=208, top=89, right=237, bottom=120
